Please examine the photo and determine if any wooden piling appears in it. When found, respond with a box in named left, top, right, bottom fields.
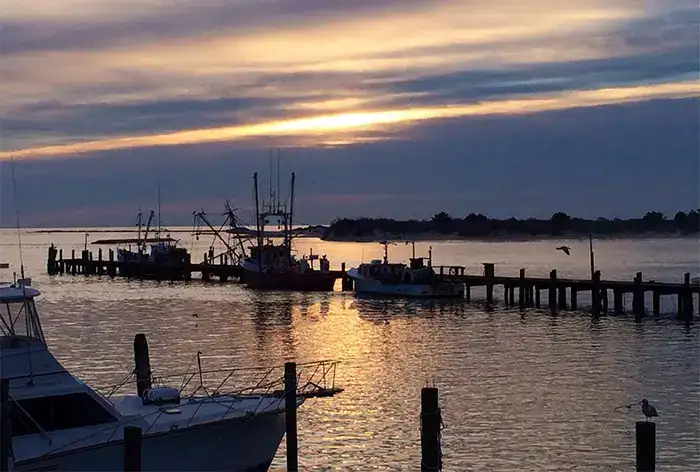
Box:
left=123, top=426, right=142, bottom=471
left=681, top=272, right=694, bottom=320
left=548, top=270, right=557, bottom=312
left=652, top=292, right=660, bottom=315
left=518, top=269, right=526, bottom=309
left=570, top=288, right=578, bottom=311
left=509, top=286, right=515, bottom=306
left=285, top=362, right=299, bottom=472
left=0, top=379, right=11, bottom=472
left=558, top=286, right=567, bottom=311
left=614, top=290, right=623, bottom=314
left=633, top=272, right=644, bottom=317
left=635, top=421, right=655, bottom=471
left=592, top=270, right=602, bottom=316
left=484, top=263, right=495, bottom=304
left=133, top=334, right=152, bottom=398
left=420, top=387, right=442, bottom=472
left=535, top=288, right=541, bottom=308
left=465, top=285, right=471, bottom=302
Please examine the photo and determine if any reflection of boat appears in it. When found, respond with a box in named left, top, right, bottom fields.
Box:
left=347, top=242, right=464, bottom=298
left=242, top=171, right=335, bottom=291
left=0, top=277, right=300, bottom=471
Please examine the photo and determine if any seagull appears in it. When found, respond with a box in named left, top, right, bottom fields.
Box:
left=556, top=246, right=571, bottom=256
left=640, top=399, right=658, bottom=421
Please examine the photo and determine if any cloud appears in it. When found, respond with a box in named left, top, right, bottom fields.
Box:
left=1, top=80, right=698, bottom=160
left=2, top=98, right=697, bottom=227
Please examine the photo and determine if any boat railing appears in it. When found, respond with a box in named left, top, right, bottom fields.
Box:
left=95, top=358, right=342, bottom=402
left=35, top=359, right=342, bottom=460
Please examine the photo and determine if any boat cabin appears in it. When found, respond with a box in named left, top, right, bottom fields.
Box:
left=358, top=260, right=438, bottom=285
left=0, top=281, right=125, bottom=452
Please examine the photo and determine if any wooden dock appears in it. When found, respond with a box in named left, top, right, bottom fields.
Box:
left=46, top=245, right=345, bottom=283
left=46, top=246, right=697, bottom=319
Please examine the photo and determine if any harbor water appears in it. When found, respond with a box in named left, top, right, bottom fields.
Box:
left=1, top=229, right=698, bottom=470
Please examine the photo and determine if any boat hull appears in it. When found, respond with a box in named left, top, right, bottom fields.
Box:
left=14, top=409, right=286, bottom=471
left=244, top=269, right=336, bottom=291
left=349, top=273, right=464, bottom=298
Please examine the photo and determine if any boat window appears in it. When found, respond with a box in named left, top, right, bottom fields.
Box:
left=1, top=300, right=45, bottom=343
left=10, top=392, right=117, bottom=436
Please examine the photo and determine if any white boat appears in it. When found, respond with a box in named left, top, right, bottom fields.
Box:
left=347, top=242, right=465, bottom=298
left=0, top=278, right=331, bottom=471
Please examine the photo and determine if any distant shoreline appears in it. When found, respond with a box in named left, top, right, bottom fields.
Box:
left=321, top=232, right=700, bottom=243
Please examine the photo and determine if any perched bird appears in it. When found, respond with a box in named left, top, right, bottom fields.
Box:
left=640, top=399, right=658, bottom=421
left=556, top=246, right=571, bottom=256
left=192, top=313, right=199, bottom=318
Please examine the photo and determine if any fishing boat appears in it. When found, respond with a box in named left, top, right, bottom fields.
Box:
left=347, top=241, right=465, bottom=298
left=115, top=207, right=191, bottom=280
left=0, top=272, right=340, bottom=471
left=242, top=171, right=336, bottom=291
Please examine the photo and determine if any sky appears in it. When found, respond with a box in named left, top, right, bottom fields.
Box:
left=0, top=0, right=698, bottom=227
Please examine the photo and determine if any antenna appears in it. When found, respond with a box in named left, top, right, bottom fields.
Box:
left=277, top=148, right=281, bottom=212
left=157, top=181, right=162, bottom=238
left=10, top=158, right=25, bottom=280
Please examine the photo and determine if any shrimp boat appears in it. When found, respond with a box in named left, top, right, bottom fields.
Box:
left=242, top=171, right=336, bottom=291
left=347, top=241, right=465, bottom=298
left=0, top=271, right=341, bottom=470
left=115, top=208, right=191, bottom=280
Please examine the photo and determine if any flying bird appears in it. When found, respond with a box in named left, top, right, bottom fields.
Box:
left=640, top=399, right=658, bottom=421
left=556, top=246, right=571, bottom=256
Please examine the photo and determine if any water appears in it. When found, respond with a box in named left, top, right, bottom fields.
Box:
left=1, top=229, right=699, bottom=470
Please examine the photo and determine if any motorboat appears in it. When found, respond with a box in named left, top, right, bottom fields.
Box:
left=0, top=277, right=338, bottom=470
left=347, top=242, right=465, bottom=298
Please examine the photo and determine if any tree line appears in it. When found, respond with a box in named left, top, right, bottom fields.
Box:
left=323, top=210, right=700, bottom=239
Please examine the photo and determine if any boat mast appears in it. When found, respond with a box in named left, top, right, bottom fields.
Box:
left=288, top=172, right=295, bottom=262
left=157, top=182, right=162, bottom=239
left=253, top=173, right=263, bottom=268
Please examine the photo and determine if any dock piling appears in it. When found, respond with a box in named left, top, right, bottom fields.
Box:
left=633, top=272, right=644, bottom=317
left=518, top=269, right=526, bottom=309
left=635, top=421, right=655, bottom=471
left=133, top=334, right=152, bottom=398
left=558, top=285, right=567, bottom=311
left=484, top=263, right=494, bottom=304
left=535, top=288, right=541, bottom=308
left=652, top=292, right=660, bottom=315
left=285, top=362, right=299, bottom=472
left=123, top=426, right=142, bottom=471
left=592, top=271, right=602, bottom=316
left=681, top=272, right=694, bottom=320
left=420, top=387, right=442, bottom=472
left=548, top=270, right=557, bottom=312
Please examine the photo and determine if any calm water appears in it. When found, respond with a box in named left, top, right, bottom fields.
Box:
left=1, top=229, right=699, bottom=471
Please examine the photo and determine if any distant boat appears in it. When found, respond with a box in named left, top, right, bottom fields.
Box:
left=242, top=170, right=336, bottom=291
left=347, top=242, right=465, bottom=298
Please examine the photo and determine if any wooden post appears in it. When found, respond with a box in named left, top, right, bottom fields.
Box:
left=633, top=272, right=644, bottom=317
left=518, top=269, right=526, bottom=309
left=529, top=285, right=535, bottom=307
left=558, top=286, right=567, bottom=310
left=0, top=379, right=11, bottom=472
left=285, top=362, right=298, bottom=472
left=535, top=287, right=541, bottom=308
left=652, top=292, right=660, bottom=315
left=341, top=262, right=353, bottom=291
left=123, top=426, right=142, bottom=471
left=548, top=270, right=557, bottom=312
left=570, top=288, right=578, bottom=311
left=592, top=271, right=601, bottom=316
left=636, top=421, right=655, bottom=471
left=465, top=285, right=471, bottom=302
left=420, top=387, right=441, bottom=472
left=133, top=334, right=152, bottom=398
left=614, top=290, right=623, bottom=314
left=484, top=263, right=494, bottom=304
left=504, top=284, right=510, bottom=305
left=681, top=273, right=694, bottom=320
